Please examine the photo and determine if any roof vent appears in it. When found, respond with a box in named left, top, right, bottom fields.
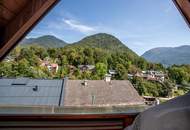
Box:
left=105, top=74, right=111, bottom=82
left=12, top=78, right=29, bottom=85
left=82, top=80, right=88, bottom=86
left=33, top=85, right=38, bottom=92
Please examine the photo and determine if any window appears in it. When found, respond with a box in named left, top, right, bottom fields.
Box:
left=0, top=0, right=190, bottom=114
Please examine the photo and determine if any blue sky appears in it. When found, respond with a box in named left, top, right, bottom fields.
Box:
left=28, top=0, right=190, bottom=55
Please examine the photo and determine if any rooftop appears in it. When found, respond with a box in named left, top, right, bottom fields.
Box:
left=64, top=80, right=144, bottom=107
left=0, top=78, right=64, bottom=106
left=0, top=78, right=144, bottom=107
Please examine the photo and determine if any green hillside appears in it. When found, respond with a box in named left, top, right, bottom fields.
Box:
left=71, top=33, right=130, bottom=51
left=21, top=35, right=67, bottom=48
left=142, top=45, right=190, bottom=66
left=66, top=33, right=140, bottom=65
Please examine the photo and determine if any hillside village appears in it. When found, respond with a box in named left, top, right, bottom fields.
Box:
left=128, top=70, right=165, bottom=82
left=0, top=33, right=189, bottom=102
left=39, top=58, right=166, bottom=83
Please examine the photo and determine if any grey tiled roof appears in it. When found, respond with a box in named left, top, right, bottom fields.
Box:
left=63, top=80, right=144, bottom=107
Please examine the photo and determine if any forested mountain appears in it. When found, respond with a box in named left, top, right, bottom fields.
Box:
left=21, top=35, right=67, bottom=48
left=65, top=33, right=140, bottom=65
left=17, top=33, right=146, bottom=65
left=142, top=45, right=190, bottom=66
left=71, top=33, right=134, bottom=52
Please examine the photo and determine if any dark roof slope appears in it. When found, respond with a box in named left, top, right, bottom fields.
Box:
left=63, top=80, right=144, bottom=107
left=0, top=78, right=63, bottom=106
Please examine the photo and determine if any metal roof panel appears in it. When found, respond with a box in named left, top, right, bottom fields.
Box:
left=0, top=78, right=64, bottom=106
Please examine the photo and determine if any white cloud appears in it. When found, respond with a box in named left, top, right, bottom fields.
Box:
left=63, top=19, right=96, bottom=34
left=164, top=4, right=172, bottom=14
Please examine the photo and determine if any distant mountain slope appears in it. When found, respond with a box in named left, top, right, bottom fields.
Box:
left=72, top=33, right=126, bottom=50
left=21, top=33, right=140, bottom=61
left=21, top=35, right=67, bottom=48
left=142, top=45, right=190, bottom=66
left=67, top=33, right=138, bottom=56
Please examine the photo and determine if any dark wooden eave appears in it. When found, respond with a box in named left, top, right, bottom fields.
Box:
left=173, top=0, right=190, bottom=27
left=0, top=113, right=137, bottom=129
left=0, top=0, right=59, bottom=60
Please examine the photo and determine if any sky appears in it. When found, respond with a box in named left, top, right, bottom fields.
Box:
left=27, top=0, right=190, bottom=55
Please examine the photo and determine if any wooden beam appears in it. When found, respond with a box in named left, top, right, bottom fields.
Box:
left=0, top=4, right=15, bottom=21
left=173, top=0, right=190, bottom=27
left=0, top=113, right=138, bottom=120
left=0, top=0, right=59, bottom=60
left=0, top=114, right=138, bottom=129
left=1, top=0, right=27, bottom=14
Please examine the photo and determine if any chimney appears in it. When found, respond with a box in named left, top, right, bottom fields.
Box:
left=82, top=80, right=88, bottom=86
left=105, top=74, right=111, bottom=82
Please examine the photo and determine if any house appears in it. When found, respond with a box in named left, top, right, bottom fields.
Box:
left=128, top=74, right=134, bottom=79
left=51, top=63, right=59, bottom=73
left=78, top=65, right=95, bottom=72
left=108, top=69, right=117, bottom=75
left=134, top=72, right=143, bottom=77
left=40, top=61, right=59, bottom=73
left=130, top=70, right=165, bottom=82
left=154, top=71, right=165, bottom=82
left=0, top=78, right=144, bottom=107
left=143, top=70, right=165, bottom=82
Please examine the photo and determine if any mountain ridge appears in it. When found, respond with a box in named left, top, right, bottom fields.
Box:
left=21, top=33, right=142, bottom=65
left=66, top=33, right=139, bottom=57
left=21, top=35, right=67, bottom=48
left=142, top=45, right=190, bottom=66
left=22, top=33, right=138, bottom=56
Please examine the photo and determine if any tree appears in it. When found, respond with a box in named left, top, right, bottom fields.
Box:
left=83, top=47, right=94, bottom=64
left=81, top=71, right=92, bottom=79
left=131, top=77, right=168, bottom=97
left=168, top=66, right=189, bottom=84
left=0, top=62, right=13, bottom=77
left=163, top=79, right=175, bottom=97
left=93, top=48, right=108, bottom=64
left=31, top=45, right=48, bottom=59
left=136, top=57, right=147, bottom=70
left=17, top=58, right=30, bottom=76
left=47, top=48, right=57, bottom=58
left=73, top=69, right=82, bottom=79
left=9, top=46, right=21, bottom=61
left=116, top=64, right=127, bottom=79
left=95, top=62, right=107, bottom=79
